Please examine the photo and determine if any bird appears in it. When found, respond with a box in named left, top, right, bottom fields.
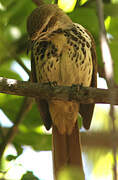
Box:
left=27, top=2, right=97, bottom=180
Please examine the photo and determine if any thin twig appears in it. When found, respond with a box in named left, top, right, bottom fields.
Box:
left=0, top=123, right=5, bottom=140
left=96, top=0, right=117, bottom=179
left=15, top=56, right=31, bottom=76
left=54, top=0, right=58, bottom=4
left=0, top=97, right=33, bottom=162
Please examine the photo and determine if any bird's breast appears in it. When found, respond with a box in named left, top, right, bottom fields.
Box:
left=33, top=24, right=93, bottom=87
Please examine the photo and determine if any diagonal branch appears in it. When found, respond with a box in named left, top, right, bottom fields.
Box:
left=15, top=57, right=31, bottom=76
left=0, top=97, right=33, bottom=162
left=0, top=124, right=5, bottom=140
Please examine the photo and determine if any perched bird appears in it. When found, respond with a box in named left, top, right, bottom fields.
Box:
left=27, top=3, right=97, bottom=180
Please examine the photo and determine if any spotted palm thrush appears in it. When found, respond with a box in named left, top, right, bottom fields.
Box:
left=27, top=3, right=97, bottom=179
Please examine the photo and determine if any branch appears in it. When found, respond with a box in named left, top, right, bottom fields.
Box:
left=0, top=77, right=118, bottom=105
left=0, top=97, right=33, bottom=161
left=1, top=127, right=118, bottom=149
left=15, top=57, right=30, bottom=76
left=96, top=0, right=117, bottom=179
left=0, top=124, right=5, bottom=140
left=81, top=131, right=118, bottom=149
left=96, top=0, right=115, bottom=86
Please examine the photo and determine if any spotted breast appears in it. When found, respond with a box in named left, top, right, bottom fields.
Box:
left=32, top=23, right=93, bottom=134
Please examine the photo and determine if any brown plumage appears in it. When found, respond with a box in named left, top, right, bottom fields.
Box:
left=27, top=3, right=97, bottom=180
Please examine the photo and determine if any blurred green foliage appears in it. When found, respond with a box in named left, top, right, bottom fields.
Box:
left=0, top=0, right=118, bottom=179
left=58, top=166, right=85, bottom=180
left=21, top=171, right=39, bottom=180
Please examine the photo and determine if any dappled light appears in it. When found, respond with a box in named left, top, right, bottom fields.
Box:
left=0, top=2, right=5, bottom=11
left=9, top=26, right=21, bottom=40
left=101, top=34, right=113, bottom=80
left=58, top=0, right=77, bottom=12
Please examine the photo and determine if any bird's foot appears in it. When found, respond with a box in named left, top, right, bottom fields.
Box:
left=71, top=84, right=82, bottom=92
left=48, top=81, right=57, bottom=88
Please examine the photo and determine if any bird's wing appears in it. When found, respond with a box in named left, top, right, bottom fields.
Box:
left=79, top=30, right=97, bottom=129
left=31, top=49, right=52, bottom=130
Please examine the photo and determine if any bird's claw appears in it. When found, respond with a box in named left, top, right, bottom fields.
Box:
left=71, top=84, right=82, bottom=91
left=49, top=81, right=57, bottom=88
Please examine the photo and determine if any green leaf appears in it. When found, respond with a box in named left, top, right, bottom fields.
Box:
left=104, top=4, right=118, bottom=17
left=111, top=0, right=118, bottom=3
left=14, top=130, right=52, bottom=151
left=21, top=171, right=39, bottom=180
left=6, top=155, right=17, bottom=161
left=0, top=94, right=24, bottom=123
left=108, top=16, right=118, bottom=38
left=69, top=7, right=99, bottom=36
left=22, top=103, right=43, bottom=129
left=0, top=69, right=22, bottom=80
left=58, top=0, right=77, bottom=13
left=58, top=166, right=85, bottom=180
left=79, top=0, right=88, bottom=6
left=13, top=143, right=23, bottom=156
left=78, top=115, right=83, bottom=129
left=93, top=152, right=114, bottom=179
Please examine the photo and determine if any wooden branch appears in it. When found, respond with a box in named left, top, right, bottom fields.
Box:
left=96, top=0, right=117, bottom=178
left=15, top=57, right=30, bottom=76
left=81, top=131, right=118, bottom=149
left=0, top=97, right=33, bottom=161
left=1, top=127, right=118, bottom=149
left=0, top=77, right=118, bottom=105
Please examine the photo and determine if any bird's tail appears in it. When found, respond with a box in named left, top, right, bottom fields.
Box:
left=52, top=121, right=84, bottom=180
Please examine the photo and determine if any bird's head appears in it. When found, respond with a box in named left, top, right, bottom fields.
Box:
left=27, top=4, right=72, bottom=40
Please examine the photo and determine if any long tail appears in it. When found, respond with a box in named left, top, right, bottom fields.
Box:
left=52, top=121, right=84, bottom=180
